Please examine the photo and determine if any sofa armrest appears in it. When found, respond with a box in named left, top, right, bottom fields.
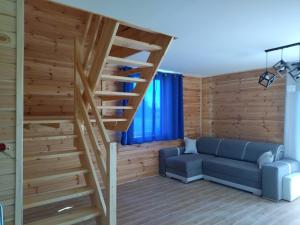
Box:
left=275, top=145, right=285, bottom=161
left=159, top=147, right=185, bottom=176
left=262, top=159, right=300, bottom=201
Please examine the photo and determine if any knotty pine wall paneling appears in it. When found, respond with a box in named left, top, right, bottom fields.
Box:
left=0, top=0, right=24, bottom=224
left=202, top=69, right=285, bottom=143
left=117, top=140, right=182, bottom=184
left=23, top=0, right=203, bottom=185
left=183, top=76, right=202, bottom=138
left=24, top=0, right=285, bottom=187
left=24, top=0, right=87, bottom=116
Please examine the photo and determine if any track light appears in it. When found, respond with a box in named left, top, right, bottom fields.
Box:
left=289, top=63, right=300, bottom=81
left=258, top=71, right=276, bottom=88
left=273, top=60, right=288, bottom=76
left=259, top=42, right=300, bottom=87
left=259, top=52, right=276, bottom=88
left=273, top=49, right=288, bottom=77
left=289, top=46, right=300, bottom=81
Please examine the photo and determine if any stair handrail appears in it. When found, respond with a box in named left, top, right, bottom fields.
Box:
left=75, top=40, right=110, bottom=147
left=74, top=35, right=117, bottom=225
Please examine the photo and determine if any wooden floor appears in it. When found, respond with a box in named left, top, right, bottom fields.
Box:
left=117, top=176, right=300, bottom=225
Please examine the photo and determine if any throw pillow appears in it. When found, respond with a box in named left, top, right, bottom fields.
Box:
left=257, top=151, right=274, bottom=169
left=184, top=137, right=198, bottom=154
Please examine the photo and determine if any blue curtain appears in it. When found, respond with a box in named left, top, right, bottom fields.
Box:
left=121, top=70, right=184, bottom=145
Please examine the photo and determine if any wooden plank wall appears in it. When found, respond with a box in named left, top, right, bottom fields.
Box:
left=24, top=0, right=86, bottom=116
left=23, top=0, right=286, bottom=188
left=183, top=76, right=202, bottom=138
left=202, top=69, right=285, bottom=143
left=0, top=0, right=17, bottom=224
left=24, top=1, right=202, bottom=185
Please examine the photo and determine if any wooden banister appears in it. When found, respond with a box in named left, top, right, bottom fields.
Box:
left=75, top=40, right=110, bottom=148
left=107, top=142, right=117, bottom=225
left=82, top=14, right=93, bottom=45
left=74, top=33, right=117, bottom=225
left=75, top=87, right=107, bottom=184
left=83, top=16, right=102, bottom=70
left=74, top=118, right=107, bottom=217
left=88, top=18, right=119, bottom=92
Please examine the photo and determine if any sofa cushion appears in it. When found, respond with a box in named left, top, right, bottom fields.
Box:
left=184, top=137, right=198, bottom=154
left=166, top=153, right=214, bottom=173
left=196, top=137, right=222, bottom=155
left=257, top=151, right=274, bottom=169
left=243, top=142, right=283, bottom=163
left=203, top=157, right=261, bottom=188
left=217, top=139, right=248, bottom=160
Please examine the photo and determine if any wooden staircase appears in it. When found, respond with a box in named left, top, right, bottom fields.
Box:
left=23, top=12, right=173, bottom=225
left=77, top=14, right=174, bottom=132
left=23, top=117, right=102, bottom=225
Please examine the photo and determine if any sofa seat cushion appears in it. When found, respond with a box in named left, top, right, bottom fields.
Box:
left=203, top=157, right=261, bottom=188
left=166, top=154, right=214, bottom=173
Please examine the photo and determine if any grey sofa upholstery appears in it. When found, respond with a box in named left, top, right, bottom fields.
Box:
left=159, top=137, right=299, bottom=201
left=262, top=159, right=300, bottom=200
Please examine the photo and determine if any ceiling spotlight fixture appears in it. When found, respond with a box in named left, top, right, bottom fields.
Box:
left=273, top=49, right=288, bottom=77
left=258, top=52, right=276, bottom=88
left=259, top=42, right=300, bottom=87
left=289, top=46, right=300, bottom=81
left=289, top=64, right=300, bottom=81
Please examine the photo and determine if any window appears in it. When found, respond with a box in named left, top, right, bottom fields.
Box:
left=121, top=71, right=184, bottom=145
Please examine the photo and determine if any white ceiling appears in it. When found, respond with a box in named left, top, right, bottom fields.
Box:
left=55, top=0, right=300, bottom=77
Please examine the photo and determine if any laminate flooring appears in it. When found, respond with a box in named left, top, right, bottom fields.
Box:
left=117, top=176, right=300, bottom=225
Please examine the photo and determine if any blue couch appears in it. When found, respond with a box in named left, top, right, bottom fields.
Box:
left=159, top=137, right=300, bottom=201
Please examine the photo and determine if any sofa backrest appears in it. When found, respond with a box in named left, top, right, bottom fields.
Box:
left=197, top=137, right=284, bottom=163
left=196, top=137, right=222, bottom=155
left=217, top=139, right=248, bottom=160
left=243, top=142, right=284, bottom=163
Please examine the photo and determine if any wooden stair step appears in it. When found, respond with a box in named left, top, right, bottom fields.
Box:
left=102, top=117, right=127, bottom=122
left=24, top=168, right=88, bottom=184
left=101, top=74, right=146, bottom=83
left=90, top=117, right=127, bottom=123
left=116, top=67, right=145, bottom=77
left=106, top=56, right=153, bottom=68
left=24, top=187, right=94, bottom=209
left=104, top=123, right=127, bottom=131
left=24, top=134, right=78, bottom=142
left=95, top=91, right=139, bottom=100
left=25, top=207, right=99, bottom=225
left=24, top=150, right=83, bottom=162
left=113, top=36, right=162, bottom=52
left=24, top=116, right=74, bottom=124
left=95, top=91, right=139, bottom=97
left=97, top=105, right=133, bottom=110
